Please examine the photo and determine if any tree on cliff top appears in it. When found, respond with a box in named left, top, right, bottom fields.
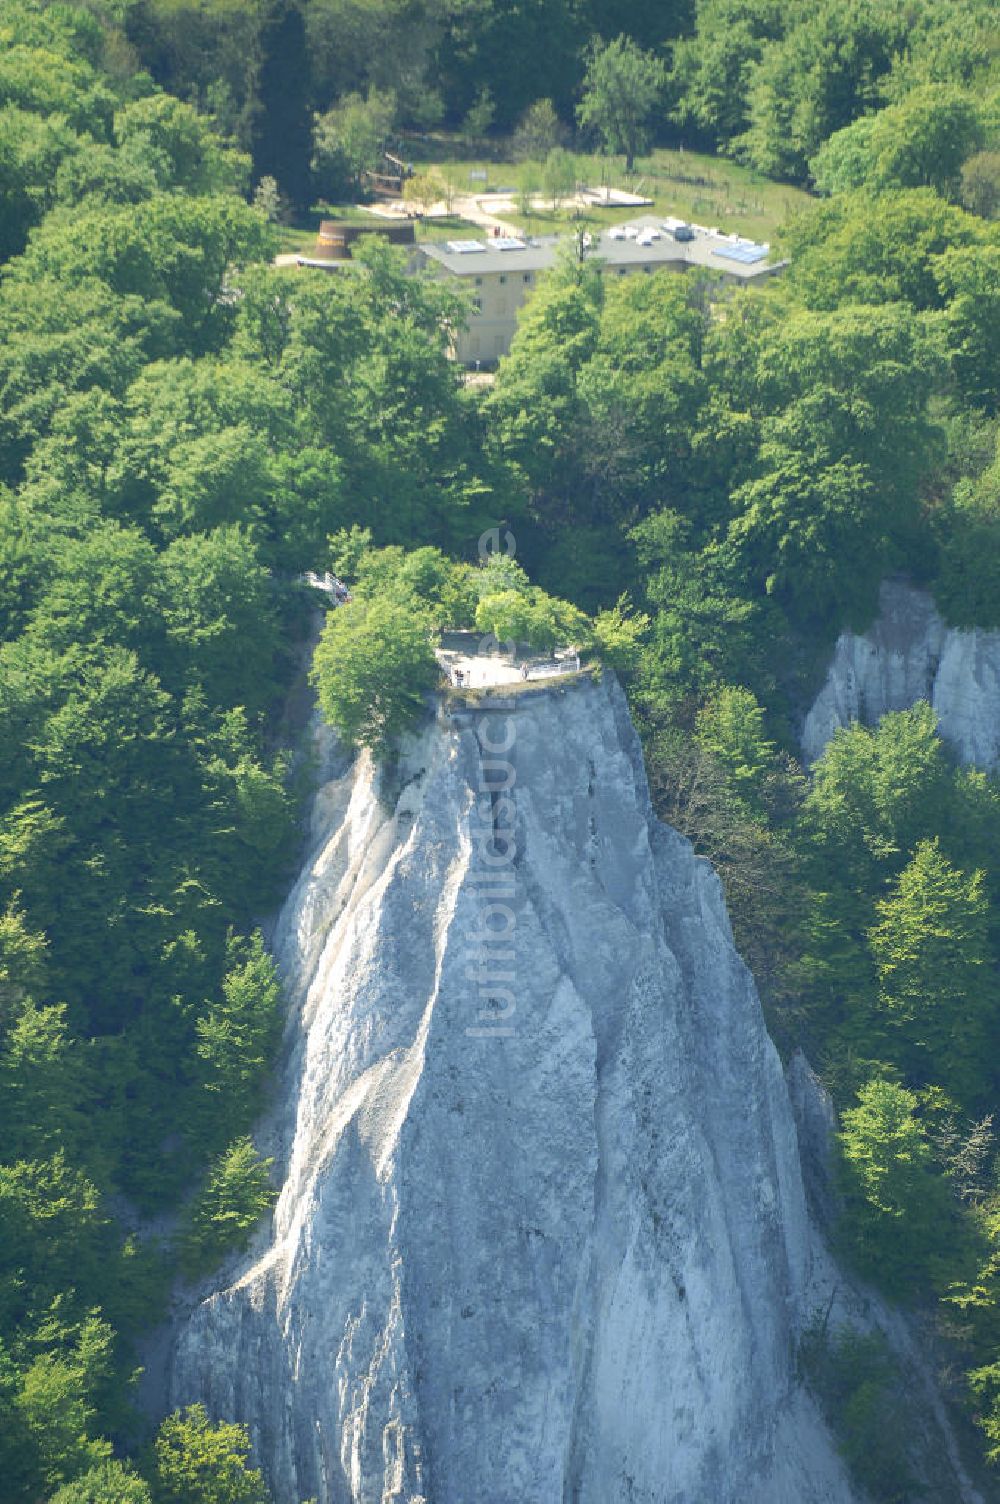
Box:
left=310, top=597, right=438, bottom=750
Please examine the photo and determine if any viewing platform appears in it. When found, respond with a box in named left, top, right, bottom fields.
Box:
left=436, top=633, right=584, bottom=692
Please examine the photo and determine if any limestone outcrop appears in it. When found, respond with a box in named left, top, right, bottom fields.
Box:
left=169, top=674, right=862, bottom=1503
left=802, top=578, right=1000, bottom=768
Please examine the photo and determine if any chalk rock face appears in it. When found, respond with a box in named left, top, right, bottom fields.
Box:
left=802, top=579, right=1000, bottom=768
left=169, top=674, right=856, bottom=1504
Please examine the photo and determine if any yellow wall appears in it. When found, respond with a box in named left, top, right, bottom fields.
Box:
left=453, top=268, right=537, bottom=364
left=444, top=258, right=710, bottom=365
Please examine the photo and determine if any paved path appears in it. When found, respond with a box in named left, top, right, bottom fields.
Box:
left=380, top=193, right=522, bottom=238
left=437, top=650, right=522, bottom=689
left=450, top=194, right=521, bottom=238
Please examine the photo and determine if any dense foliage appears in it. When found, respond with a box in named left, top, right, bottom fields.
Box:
left=7, top=0, right=1000, bottom=1497
left=0, top=3, right=486, bottom=1494
left=672, top=0, right=1000, bottom=184
left=105, top=0, right=1000, bottom=209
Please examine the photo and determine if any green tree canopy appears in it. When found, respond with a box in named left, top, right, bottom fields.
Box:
left=340, top=537, right=479, bottom=628
left=731, top=1, right=906, bottom=181
left=150, top=1404, right=270, bottom=1504
left=512, top=98, right=565, bottom=160
left=591, top=594, right=650, bottom=675
left=933, top=427, right=1000, bottom=626
left=50, top=1459, right=152, bottom=1504
left=179, top=1138, right=276, bottom=1278
left=801, top=704, right=952, bottom=889
left=960, top=151, right=1000, bottom=220
left=869, top=839, right=993, bottom=1106
left=3, top=195, right=274, bottom=358
left=808, top=114, right=880, bottom=197
left=474, top=586, right=588, bottom=651
left=811, top=86, right=985, bottom=198
left=158, top=528, right=281, bottom=718
left=782, top=187, right=983, bottom=311
left=722, top=301, right=942, bottom=628
left=311, top=86, right=396, bottom=198
left=112, top=94, right=248, bottom=197
left=0, top=106, right=78, bottom=261
left=838, top=1077, right=958, bottom=1291
left=577, top=35, right=666, bottom=171
left=542, top=146, right=576, bottom=208
left=310, top=597, right=438, bottom=750
left=936, top=243, right=1000, bottom=414
left=670, top=0, right=784, bottom=145
left=13, top=1316, right=116, bottom=1496
left=694, top=685, right=777, bottom=813
left=188, top=934, right=283, bottom=1154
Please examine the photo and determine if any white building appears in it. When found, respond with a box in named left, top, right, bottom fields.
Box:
left=418, top=218, right=787, bottom=365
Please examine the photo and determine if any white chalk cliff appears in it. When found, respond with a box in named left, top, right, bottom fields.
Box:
left=169, top=673, right=861, bottom=1504
left=803, top=578, right=1000, bottom=768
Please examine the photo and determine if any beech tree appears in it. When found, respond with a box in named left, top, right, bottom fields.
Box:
left=14, top=1317, right=116, bottom=1495
left=670, top=0, right=784, bottom=146
left=800, top=705, right=951, bottom=887
left=937, top=244, right=1000, bottom=414
left=838, top=1078, right=954, bottom=1290
left=474, top=587, right=585, bottom=649
left=968, top=1366, right=1000, bottom=1465
left=151, top=1404, right=269, bottom=1504
left=189, top=933, right=283, bottom=1152
left=6, top=195, right=274, bottom=349
left=869, top=839, right=993, bottom=1106
left=960, top=151, right=1000, bottom=220
left=112, top=93, right=248, bottom=196
left=781, top=188, right=981, bottom=312
left=695, top=685, right=777, bottom=814
left=311, top=87, right=396, bottom=197
left=51, top=1460, right=152, bottom=1504
left=591, top=594, right=650, bottom=674
left=512, top=98, right=564, bottom=161
left=310, top=597, right=438, bottom=749
left=577, top=36, right=666, bottom=171
left=179, top=1138, right=276, bottom=1277
left=811, top=87, right=984, bottom=198
left=543, top=146, right=576, bottom=208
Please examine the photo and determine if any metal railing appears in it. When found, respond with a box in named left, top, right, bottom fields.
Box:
left=302, top=572, right=350, bottom=602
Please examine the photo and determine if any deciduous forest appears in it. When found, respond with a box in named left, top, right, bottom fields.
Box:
left=5, top=0, right=1000, bottom=1498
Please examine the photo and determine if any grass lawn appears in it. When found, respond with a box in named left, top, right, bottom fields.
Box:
left=413, top=214, right=484, bottom=242
left=274, top=140, right=812, bottom=256
left=276, top=224, right=321, bottom=255
left=404, top=137, right=812, bottom=243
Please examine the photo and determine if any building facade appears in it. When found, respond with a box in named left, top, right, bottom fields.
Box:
left=418, top=219, right=786, bottom=364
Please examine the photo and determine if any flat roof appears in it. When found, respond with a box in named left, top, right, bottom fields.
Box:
left=419, top=217, right=786, bottom=280
left=421, top=237, right=562, bottom=275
